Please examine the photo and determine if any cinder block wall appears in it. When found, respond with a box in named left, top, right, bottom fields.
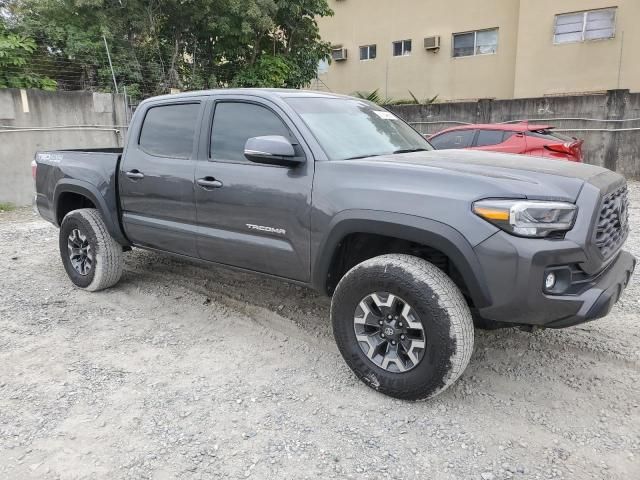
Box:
left=0, top=89, right=127, bottom=206
left=1, top=88, right=638, bottom=206
left=390, top=89, right=640, bottom=179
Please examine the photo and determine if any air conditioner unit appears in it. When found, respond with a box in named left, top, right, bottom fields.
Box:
left=331, top=47, right=348, bottom=61
left=424, top=36, right=441, bottom=51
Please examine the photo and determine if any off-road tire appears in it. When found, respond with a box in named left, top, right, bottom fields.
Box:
left=59, top=208, right=123, bottom=292
left=331, top=254, right=474, bottom=400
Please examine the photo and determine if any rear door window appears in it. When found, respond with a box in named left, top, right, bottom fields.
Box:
left=139, top=103, right=200, bottom=158
left=475, top=129, right=506, bottom=147
left=430, top=129, right=476, bottom=149
left=502, top=131, right=517, bottom=142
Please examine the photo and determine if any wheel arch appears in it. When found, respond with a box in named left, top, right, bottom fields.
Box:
left=53, top=179, right=129, bottom=246
left=311, top=210, right=492, bottom=308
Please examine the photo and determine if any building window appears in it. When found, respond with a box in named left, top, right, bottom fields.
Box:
left=554, top=8, right=616, bottom=44
left=360, top=45, right=377, bottom=61
left=393, top=40, right=412, bottom=57
left=453, top=28, right=498, bottom=57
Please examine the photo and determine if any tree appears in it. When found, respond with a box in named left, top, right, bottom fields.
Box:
left=0, top=20, right=56, bottom=90
left=2, top=0, right=333, bottom=98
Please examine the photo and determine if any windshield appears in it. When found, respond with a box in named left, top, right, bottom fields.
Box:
left=285, top=97, right=432, bottom=160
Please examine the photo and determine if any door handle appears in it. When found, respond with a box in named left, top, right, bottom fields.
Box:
left=125, top=169, right=145, bottom=180
left=197, top=177, right=223, bottom=189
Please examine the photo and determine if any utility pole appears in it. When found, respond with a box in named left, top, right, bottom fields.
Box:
left=103, top=35, right=119, bottom=94
left=123, top=85, right=129, bottom=124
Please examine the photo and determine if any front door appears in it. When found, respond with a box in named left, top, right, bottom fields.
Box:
left=119, top=100, right=203, bottom=257
left=194, top=98, right=313, bottom=281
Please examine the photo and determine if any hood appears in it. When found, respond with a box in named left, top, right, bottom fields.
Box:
left=347, top=149, right=616, bottom=202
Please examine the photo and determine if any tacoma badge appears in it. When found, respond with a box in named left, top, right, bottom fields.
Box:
left=246, top=224, right=286, bottom=235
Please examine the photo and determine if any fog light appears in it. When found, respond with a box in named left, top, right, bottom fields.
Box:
left=545, top=272, right=556, bottom=290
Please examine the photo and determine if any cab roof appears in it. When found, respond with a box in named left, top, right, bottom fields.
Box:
left=139, top=88, right=353, bottom=105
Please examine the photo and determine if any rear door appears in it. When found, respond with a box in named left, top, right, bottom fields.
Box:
left=470, top=129, right=525, bottom=154
left=119, top=99, right=204, bottom=256
left=193, top=96, right=314, bottom=281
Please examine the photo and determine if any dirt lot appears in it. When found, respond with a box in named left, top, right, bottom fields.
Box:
left=1, top=182, right=639, bottom=480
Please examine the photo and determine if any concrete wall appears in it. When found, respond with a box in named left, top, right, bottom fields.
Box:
left=389, top=89, right=640, bottom=178
left=1, top=88, right=637, bottom=207
left=0, top=89, right=127, bottom=206
left=316, top=0, right=640, bottom=100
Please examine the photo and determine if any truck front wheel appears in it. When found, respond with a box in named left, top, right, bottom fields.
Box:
left=59, top=208, right=123, bottom=292
left=331, top=254, right=474, bottom=400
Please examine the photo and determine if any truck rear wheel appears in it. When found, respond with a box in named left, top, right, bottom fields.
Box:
left=59, top=208, right=123, bottom=292
left=331, top=254, right=474, bottom=400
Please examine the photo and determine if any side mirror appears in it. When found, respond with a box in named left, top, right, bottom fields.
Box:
left=244, top=136, right=304, bottom=167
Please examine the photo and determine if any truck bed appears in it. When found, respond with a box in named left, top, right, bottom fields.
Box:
left=34, top=148, right=126, bottom=244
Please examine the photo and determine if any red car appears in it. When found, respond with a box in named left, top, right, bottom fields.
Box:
left=427, top=123, right=584, bottom=162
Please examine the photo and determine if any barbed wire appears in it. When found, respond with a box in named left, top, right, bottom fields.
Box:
left=4, top=45, right=248, bottom=99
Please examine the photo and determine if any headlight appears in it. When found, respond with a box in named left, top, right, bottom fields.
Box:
left=473, top=199, right=577, bottom=238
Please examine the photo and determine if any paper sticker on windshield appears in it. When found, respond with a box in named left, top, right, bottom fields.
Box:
left=374, top=111, right=398, bottom=120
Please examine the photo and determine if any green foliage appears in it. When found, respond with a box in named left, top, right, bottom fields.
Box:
left=1, top=0, right=333, bottom=97
left=232, top=55, right=291, bottom=88
left=0, top=22, right=56, bottom=90
left=0, top=202, right=16, bottom=212
left=355, top=89, right=439, bottom=106
left=424, top=94, right=439, bottom=105
left=355, top=89, right=383, bottom=104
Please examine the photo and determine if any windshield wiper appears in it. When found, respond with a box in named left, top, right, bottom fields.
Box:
left=345, top=153, right=384, bottom=160
left=392, top=148, right=429, bottom=154
left=345, top=148, right=427, bottom=160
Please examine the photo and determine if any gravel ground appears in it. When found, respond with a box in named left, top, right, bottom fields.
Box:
left=1, top=182, right=639, bottom=480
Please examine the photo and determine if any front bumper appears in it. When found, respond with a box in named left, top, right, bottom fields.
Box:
left=545, top=250, right=635, bottom=327
left=474, top=230, right=636, bottom=328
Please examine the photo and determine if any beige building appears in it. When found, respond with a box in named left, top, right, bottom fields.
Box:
left=315, top=0, right=640, bottom=101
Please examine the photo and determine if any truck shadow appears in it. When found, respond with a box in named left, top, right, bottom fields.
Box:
left=119, top=248, right=334, bottom=342
left=117, top=247, right=638, bottom=373
left=110, top=247, right=640, bottom=419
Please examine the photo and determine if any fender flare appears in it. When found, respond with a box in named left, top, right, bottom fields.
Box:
left=53, top=179, right=130, bottom=246
left=311, top=210, right=491, bottom=308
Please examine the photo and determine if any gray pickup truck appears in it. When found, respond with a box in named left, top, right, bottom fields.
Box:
left=34, top=89, right=635, bottom=400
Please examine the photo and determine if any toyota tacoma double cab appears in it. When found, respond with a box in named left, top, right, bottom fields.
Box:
left=34, top=89, right=636, bottom=400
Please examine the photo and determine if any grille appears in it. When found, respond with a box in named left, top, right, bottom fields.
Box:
left=594, top=184, right=630, bottom=258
